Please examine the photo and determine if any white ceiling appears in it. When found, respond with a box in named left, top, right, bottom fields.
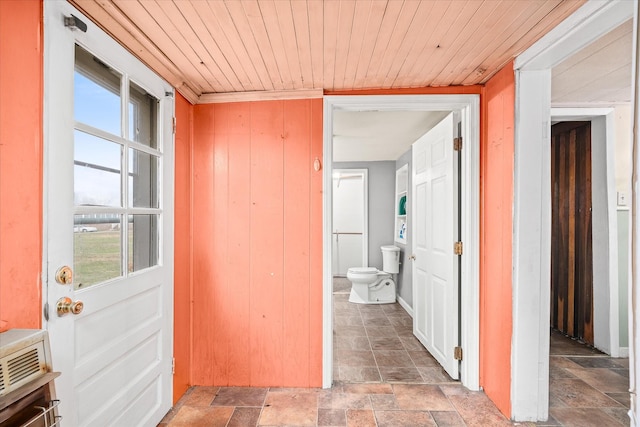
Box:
left=332, top=110, right=449, bottom=162
left=552, top=19, right=632, bottom=106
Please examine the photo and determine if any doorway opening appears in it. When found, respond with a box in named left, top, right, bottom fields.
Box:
left=512, top=0, right=633, bottom=420
left=322, top=95, right=480, bottom=391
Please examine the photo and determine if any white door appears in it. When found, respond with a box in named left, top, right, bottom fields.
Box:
left=412, top=112, right=459, bottom=379
left=44, top=2, right=174, bottom=426
left=332, top=170, right=367, bottom=275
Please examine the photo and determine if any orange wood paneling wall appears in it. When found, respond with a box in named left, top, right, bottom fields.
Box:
left=0, top=0, right=43, bottom=331
left=173, top=93, right=193, bottom=403
left=191, top=99, right=323, bottom=387
left=481, top=62, right=515, bottom=417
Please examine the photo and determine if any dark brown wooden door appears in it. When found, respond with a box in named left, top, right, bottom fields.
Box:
left=551, top=121, right=593, bottom=345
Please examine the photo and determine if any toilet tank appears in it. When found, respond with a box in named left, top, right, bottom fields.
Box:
left=381, top=245, right=400, bottom=273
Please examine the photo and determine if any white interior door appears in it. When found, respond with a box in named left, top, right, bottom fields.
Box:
left=412, top=113, right=459, bottom=379
left=332, top=170, right=367, bottom=275
left=44, top=2, right=174, bottom=426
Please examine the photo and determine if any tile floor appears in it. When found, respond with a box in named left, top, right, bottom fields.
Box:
left=159, top=279, right=631, bottom=426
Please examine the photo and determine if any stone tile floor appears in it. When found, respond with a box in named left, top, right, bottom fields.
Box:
left=159, top=280, right=630, bottom=426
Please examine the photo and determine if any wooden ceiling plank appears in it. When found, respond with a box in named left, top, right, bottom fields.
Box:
left=350, top=0, right=387, bottom=90
left=373, top=0, right=422, bottom=89
left=332, top=0, right=357, bottom=90
left=290, top=0, right=316, bottom=89
left=240, top=0, right=285, bottom=90
left=110, top=0, right=216, bottom=92
left=323, top=0, right=341, bottom=91
left=435, top=0, right=517, bottom=86
left=455, top=0, right=557, bottom=85
left=384, top=0, right=447, bottom=88
left=428, top=0, right=505, bottom=87
left=556, top=64, right=631, bottom=104
left=158, top=0, right=245, bottom=93
left=553, top=37, right=631, bottom=100
left=401, top=0, right=463, bottom=87
left=479, top=0, right=587, bottom=84
left=70, top=0, right=200, bottom=102
left=255, top=0, right=296, bottom=89
left=273, top=0, right=305, bottom=90
left=553, top=19, right=631, bottom=76
left=139, top=0, right=232, bottom=92
left=307, top=0, right=324, bottom=89
left=405, top=1, right=469, bottom=87
left=362, top=0, right=405, bottom=89
left=186, top=1, right=262, bottom=92
left=199, top=89, right=323, bottom=104
left=223, top=0, right=275, bottom=91
left=342, top=1, right=373, bottom=90
left=381, top=0, right=443, bottom=88
left=460, top=0, right=585, bottom=85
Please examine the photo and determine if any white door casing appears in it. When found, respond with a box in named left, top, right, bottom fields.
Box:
left=412, top=113, right=459, bottom=380
left=512, top=0, right=633, bottom=421
left=43, top=2, right=174, bottom=426
left=322, top=95, right=480, bottom=390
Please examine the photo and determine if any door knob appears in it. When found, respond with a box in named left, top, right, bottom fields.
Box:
left=55, top=266, right=73, bottom=285
left=57, top=296, right=84, bottom=316
left=409, top=254, right=416, bottom=260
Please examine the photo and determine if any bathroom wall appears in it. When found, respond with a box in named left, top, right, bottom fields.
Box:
left=395, top=148, right=413, bottom=308
left=332, top=161, right=396, bottom=269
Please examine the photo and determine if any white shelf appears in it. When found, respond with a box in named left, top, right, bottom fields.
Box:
left=395, top=164, right=409, bottom=244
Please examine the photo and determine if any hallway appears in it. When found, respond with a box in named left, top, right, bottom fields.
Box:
left=158, top=292, right=630, bottom=426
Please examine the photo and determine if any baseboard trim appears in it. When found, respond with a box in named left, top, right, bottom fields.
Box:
left=619, top=347, right=629, bottom=358
left=397, top=295, right=413, bottom=318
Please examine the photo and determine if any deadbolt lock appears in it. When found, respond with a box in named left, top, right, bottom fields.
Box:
left=57, top=297, right=84, bottom=316
left=55, top=266, right=73, bottom=285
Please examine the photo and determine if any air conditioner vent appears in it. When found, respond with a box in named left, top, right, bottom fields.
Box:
left=8, top=348, right=42, bottom=385
left=0, top=329, right=50, bottom=396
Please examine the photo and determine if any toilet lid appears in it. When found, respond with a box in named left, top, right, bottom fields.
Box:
left=348, top=267, right=378, bottom=274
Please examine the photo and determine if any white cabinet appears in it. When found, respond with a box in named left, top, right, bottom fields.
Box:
left=395, top=164, right=408, bottom=244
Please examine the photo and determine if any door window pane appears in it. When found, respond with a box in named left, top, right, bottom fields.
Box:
left=129, top=81, right=158, bottom=148
left=128, top=214, right=159, bottom=273
left=74, top=130, right=122, bottom=207
left=74, top=45, right=121, bottom=135
left=74, top=214, right=122, bottom=289
left=128, top=148, right=159, bottom=208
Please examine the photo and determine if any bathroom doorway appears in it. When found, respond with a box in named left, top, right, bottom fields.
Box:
left=324, top=95, right=481, bottom=389
left=332, top=169, right=368, bottom=278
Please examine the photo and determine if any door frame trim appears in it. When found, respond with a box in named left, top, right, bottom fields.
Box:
left=511, top=0, right=633, bottom=421
left=322, top=95, right=480, bottom=390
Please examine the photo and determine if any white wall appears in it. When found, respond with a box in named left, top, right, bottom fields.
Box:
left=591, top=115, right=612, bottom=353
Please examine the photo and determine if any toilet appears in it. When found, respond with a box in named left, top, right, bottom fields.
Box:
left=346, top=245, right=400, bottom=304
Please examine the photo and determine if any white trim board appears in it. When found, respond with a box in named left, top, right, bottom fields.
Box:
left=322, top=95, right=480, bottom=391
left=512, top=0, right=633, bottom=421
left=397, top=295, right=413, bottom=318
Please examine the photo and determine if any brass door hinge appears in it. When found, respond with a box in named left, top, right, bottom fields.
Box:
left=454, top=241, right=463, bottom=255
left=454, top=137, right=462, bottom=151
left=172, top=117, right=176, bottom=134
left=454, top=346, right=463, bottom=361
